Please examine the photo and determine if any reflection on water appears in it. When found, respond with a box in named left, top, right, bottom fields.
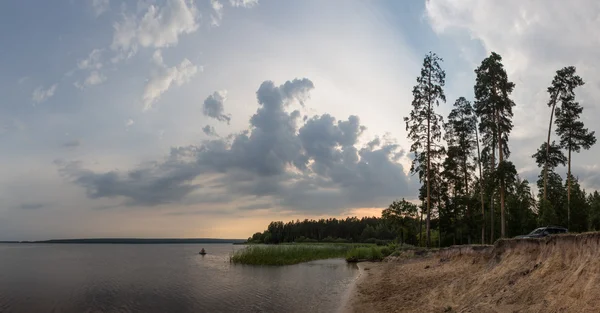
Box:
left=0, top=244, right=358, bottom=313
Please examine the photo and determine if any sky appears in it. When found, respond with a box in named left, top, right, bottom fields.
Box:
left=2, top=0, right=600, bottom=240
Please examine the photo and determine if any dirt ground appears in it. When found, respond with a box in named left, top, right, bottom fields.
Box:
left=346, top=234, right=600, bottom=313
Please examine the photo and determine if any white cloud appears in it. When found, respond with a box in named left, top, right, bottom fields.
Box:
left=125, top=118, right=135, bottom=127
left=32, top=84, right=58, bottom=104
left=152, top=49, right=164, bottom=65
left=92, top=0, right=110, bottom=17
left=229, top=0, right=258, bottom=8
left=75, top=71, right=107, bottom=89
left=142, top=58, right=199, bottom=110
left=210, top=0, right=224, bottom=27
left=110, top=0, right=200, bottom=58
left=77, top=49, right=103, bottom=70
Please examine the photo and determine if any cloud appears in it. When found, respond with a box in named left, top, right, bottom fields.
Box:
left=229, top=0, right=258, bottom=8
left=32, top=84, right=58, bottom=104
left=56, top=149, right=204, bottom=206
left=211, top=0, right=224, bottom=27
left=75, top=71, right=107, bottom=89
left=58, top=78, right=417, bottom=213
left=77, top=49, right=103, bottom=70
left=110, top=0, right=200, bottom=58
left=85, top=71, right=107, bottom=86
left=202, top=125, right=217, bottom=136
left=125, top=118, right=135, bottom=127
left=19, top=203, right=44, bottom=210
left=74, top=49, right=107, bottom=88
left=63, top=140, right=81, bottom=148
left=92, top=0, right=110, bottom=17
left=202, top=90, right=231, bottom=123
left=142, top=58, right=199, bottom=110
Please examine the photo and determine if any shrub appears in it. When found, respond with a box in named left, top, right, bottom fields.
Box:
left=380, top=247, right=392, bottom=257
left=295, top=236, right=307, bottom=243
left=345, top=246, right=385, bottom=262
left=334, top=237, right=350, bottom=243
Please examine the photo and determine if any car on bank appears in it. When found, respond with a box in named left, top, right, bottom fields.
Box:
left=514, top=226, right=568, bottom=239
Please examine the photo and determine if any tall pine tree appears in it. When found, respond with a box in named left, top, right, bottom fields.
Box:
left=474, top=52, right=516, bottom=239
left=555, top=90, right=596, bottom=228
left=543, top=67, right=584, bottom=201
left=404, top=52, right=446, bottom=247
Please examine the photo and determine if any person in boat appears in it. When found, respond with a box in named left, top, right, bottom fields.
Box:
left=200, top=248, right=206, bottom=254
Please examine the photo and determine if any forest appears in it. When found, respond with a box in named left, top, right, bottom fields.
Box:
left=249, top=51, right=600, bottom=248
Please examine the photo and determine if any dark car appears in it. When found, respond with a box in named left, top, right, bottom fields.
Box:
left=515, top=226, right=568, bottom=239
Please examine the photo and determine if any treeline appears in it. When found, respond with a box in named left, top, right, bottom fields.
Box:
left=246, top=215, right=422, bottom=246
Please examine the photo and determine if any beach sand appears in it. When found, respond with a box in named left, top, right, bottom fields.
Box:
left=344, top=235, right=600, bottom=313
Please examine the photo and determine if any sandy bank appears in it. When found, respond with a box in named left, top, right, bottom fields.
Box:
left=338, top=262, right=369, bottom=313
left=347, top=233, right=600, bottom=313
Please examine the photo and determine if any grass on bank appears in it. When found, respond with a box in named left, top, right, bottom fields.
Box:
left=230, top=244, right=350, bottom=265
left=231, top=243, right=397, bottom=265
left=345, top=246, right=387, bottom=262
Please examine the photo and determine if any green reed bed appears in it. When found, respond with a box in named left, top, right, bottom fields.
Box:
left=231, top=244, right=356, bottom=265
left=345, top=246, right=392, bottom=262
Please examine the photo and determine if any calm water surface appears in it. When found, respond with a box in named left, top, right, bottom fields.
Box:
left=0, top=244, right=358, bottom=313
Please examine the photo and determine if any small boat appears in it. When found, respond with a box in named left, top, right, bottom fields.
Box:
left=199, top=248, right=206, bottom=255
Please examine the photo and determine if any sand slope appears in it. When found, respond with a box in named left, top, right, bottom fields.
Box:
left=349, top=233, right=600, bottom=313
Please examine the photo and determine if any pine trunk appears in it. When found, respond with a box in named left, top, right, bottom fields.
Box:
left=426, top=71, right=432, bottom=248
left=476, top=125, right=485, bottom=244
left=497, top=109, right=506, bottom=238
left=419, top=202, right=424, bottom=246
left=544, top=96, right=557, bottom=200
left=568, top=147, right=571, bottom=229
left=490, top=151, right=495, bottom=243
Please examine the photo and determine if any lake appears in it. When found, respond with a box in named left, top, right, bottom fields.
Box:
left=0, top=243, right=359, bottom=313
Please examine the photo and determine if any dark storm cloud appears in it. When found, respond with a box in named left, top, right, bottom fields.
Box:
left=56, top=147, right=204, bottom=206
left=57, top=78, right=418, bottom=213
left=202, top=91, right=231, bottom=123
left=202, top=125, right=217, bottom=136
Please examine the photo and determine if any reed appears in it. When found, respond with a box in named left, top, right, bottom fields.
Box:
left=231, top=244, right=361, bottom=265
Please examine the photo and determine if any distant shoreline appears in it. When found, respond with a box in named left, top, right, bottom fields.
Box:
left=0, top=238, right=246, bottom=244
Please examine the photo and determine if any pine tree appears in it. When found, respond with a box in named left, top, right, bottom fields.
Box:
left=443, top=97, right=477, bottom=243
left=587, top=191, right=600, bottom=231
left=533, top=142, right=567, bottom=227
left=383, top=199, right=418, bottom=245
left=544, top=67, right=584, bottom=201
left=506, top=177, right=536, bottom=237
left=404, top=52, right=446, bottom=247
left=555, top=90, right=596, bottom=228
left=566, top=175, right=589, bottom=232
left=474, top=52, right=516, bottom=238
